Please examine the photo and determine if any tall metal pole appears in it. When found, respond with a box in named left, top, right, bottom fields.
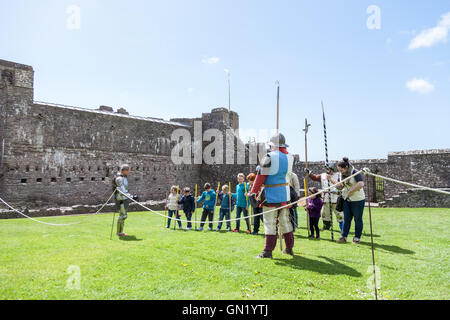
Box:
left=276, top=81, right=280, bottom=133
left=322, top=101, right=334, bottom=241
left=225, top=69, right=231, bottom=111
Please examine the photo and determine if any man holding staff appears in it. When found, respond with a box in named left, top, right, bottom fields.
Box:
left=249, top=133, right=295, bottom=258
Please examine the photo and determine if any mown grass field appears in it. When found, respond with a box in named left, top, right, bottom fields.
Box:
left=0, top=207, right=449, bottom=300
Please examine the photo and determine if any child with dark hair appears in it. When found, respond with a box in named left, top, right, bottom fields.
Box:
left=304, top=187, right=323, bottom=239
left=196, top=183, right=216, bottom=231
left=178, top=187, right=195, bottom=230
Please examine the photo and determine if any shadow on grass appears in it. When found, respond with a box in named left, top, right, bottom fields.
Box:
left=119, top=235, right=143, bottom=241
left=294, top=226, right=381, bottom=238
left=274, top=255, right=362, bottom=277
left=359, top=241, right=415, bottom=255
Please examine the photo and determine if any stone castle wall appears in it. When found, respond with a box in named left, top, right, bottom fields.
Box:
left=0, top=59, right=449, bottom=216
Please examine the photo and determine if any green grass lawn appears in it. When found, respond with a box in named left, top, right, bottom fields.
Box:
left=0, top=207, right=449, bottom=300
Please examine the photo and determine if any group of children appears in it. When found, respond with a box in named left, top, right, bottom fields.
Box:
left=165, top=171, right=331, bottom=239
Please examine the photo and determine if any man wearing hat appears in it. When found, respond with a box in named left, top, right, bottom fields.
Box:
left=306, top=164, right=344, bottom=232
left=249, top=133, right=295, bottom=258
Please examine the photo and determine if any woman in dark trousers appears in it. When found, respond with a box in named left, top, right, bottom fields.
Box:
left=328, top=157, right=365, bottom=244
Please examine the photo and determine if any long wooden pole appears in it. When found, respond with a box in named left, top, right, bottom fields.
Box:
left=228, top=182, right=232, bottom=230
left=174, top=186, right=179, bottom=230
left=195, top=184, right=198, bottom=230
left=276, top=81, right=280, bottom=133
left=213, top=182, right=221, bottom=228
left=322, top=101, right=334, bottom=241
left=303, top=118, right=311, bottom=237
left=244, top=180, right=251, bottom=232
left=164, top=186, right=169, bottom=228
left=366, top=174, right=378, bottom=300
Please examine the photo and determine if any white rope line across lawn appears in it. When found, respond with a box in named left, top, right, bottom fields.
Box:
left=118, top=169, right=366, bottom=224
left=0, top=190, right=116, bottom=226
left=1, top=168, right=447, bottom=227
left=0, top=197, right=82, bottom=226
left=363, top=169, right=450, bottom=195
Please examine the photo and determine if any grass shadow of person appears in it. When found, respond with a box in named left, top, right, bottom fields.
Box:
left=358, top=240, right=415, bottom=255
left=119, top=235, right=143, bottom=241
left=273, top=254, right=362, bottom=277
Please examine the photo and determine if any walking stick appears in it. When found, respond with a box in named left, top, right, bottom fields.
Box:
left=322, top=102, right=334, bottom=241
left=195, top=184, right=198, bottom=231
left=110, top=211, right=116, bottom=240
left=365, top=173, right=378, bottom=300
left=303, top=178, right=311, bottom=237
left=303, top=118, right=311, bottom=237
left=174, top=186, right=180, bottom=230
left=213, top=182, right=221, bottom=228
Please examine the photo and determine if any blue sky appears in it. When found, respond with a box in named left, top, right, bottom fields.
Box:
left=1, top=0, right=449, bottom=161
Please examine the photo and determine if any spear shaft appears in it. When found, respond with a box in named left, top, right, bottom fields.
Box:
left=303, top=118, right=311, bottom=237
left=322, top=102, right=334, bottom=241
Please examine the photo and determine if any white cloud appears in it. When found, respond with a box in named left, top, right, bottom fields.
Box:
left=187, top=88, right=194, bottom=94
left=406, top=78, right=435, bottom=94
left=408, top=12, right=450, bottom=50
left=201, top=56, right=220, bottom=64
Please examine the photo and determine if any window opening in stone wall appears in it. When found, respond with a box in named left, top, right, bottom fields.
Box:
left=36, top=178, right=42, bottom=183
left=51, top=178, right=57, bottom=182
left=21, top=179, right=27, bottom=184
left=80, top=177, right=85, bottom=182
left=66, top=178, right=71, bottom=182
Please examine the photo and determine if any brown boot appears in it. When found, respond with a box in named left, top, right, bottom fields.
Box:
left=337, top=236, right=347, bottom=243
left=282, top=248, right=294, bottom=256
left=256, top=250, right=273, bottom=259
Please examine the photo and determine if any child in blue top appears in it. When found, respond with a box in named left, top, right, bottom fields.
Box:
left=233, top=173, right=251, bottom=233
left=196, top=183, right=216, bottom=231
left=216, top=184, right=236, bottom=231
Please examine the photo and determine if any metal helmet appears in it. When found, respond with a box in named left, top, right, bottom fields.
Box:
left=268, top=133, right=289, bottom=148
left=325, top=162, right=337, bottom=172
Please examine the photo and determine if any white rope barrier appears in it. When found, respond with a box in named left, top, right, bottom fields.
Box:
left=362, top=169, right=450, bottom=196
left=117, top=169, right=366, bottom=225
left=1, top=168, right=447, bottom=227
left=0, top=190, right=116, bottom=227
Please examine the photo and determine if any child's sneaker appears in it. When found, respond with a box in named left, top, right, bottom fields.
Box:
left=198, top=227, right=203, bottom=231
left=226, top=227, right=231, bottom=231
left=316, top=235, right=320, bottom=240
left=308, top=234, right=315, bottom=239
left=232, top=229, right=239, bottom=233
left=337, top=236, right=347, bottom=243
left=208, top=227, right=212, bottom=231
left=246, top=229, right=251, bottom=234
left=215, top=227, right=220, bottom=231
left=353, top=237, right=360, bottom=244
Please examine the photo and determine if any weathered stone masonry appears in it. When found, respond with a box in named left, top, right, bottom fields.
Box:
left=0, top=59, right=449, bottom=219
